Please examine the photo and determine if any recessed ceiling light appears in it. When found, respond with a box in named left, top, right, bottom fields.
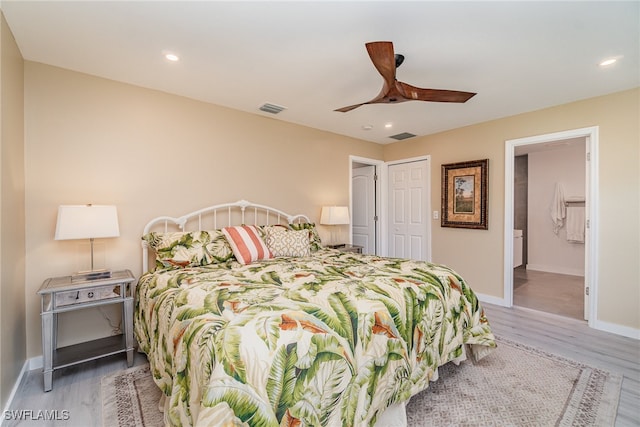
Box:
left=599, top=56, right=622, bottom=67
left=385, top=123, right=393, bottom=129
left=362, top=125, right=373, bottom=131
left=165, top=53, right=179, bottom=62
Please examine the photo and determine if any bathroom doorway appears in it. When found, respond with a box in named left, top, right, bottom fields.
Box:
left=513, top=139, right=586, bottom=320
left=504, top=127, right=598, bottom=326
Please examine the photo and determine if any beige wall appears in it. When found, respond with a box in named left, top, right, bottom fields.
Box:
left=17, top=60, right=640, bottom=362
left=383, top=88, right=640, bottom=331
left=23, top=62, right=384, bottom=357
left=0, top=11, right=26, bottom=409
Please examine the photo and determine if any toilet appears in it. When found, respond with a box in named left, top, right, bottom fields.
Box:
left=513, top=229, right=523, bottom=268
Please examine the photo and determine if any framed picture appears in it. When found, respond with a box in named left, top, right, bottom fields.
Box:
left=441, top=159, right=489, bottom=229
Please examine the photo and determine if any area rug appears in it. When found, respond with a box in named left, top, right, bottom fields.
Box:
left=101, top=338, right=622, bottom=426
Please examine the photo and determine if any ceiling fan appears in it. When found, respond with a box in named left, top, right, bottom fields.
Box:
left=335, top=41, right=476, bottom=113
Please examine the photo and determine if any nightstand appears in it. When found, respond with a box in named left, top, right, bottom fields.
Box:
left=329, top=244, right=364, bottom=254
left=37, top=269, right=136, bottom=392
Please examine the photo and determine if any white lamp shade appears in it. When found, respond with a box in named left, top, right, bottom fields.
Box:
left=320, top=206, right=350, bottom=225
left=55, top=205, right=120, bottom=240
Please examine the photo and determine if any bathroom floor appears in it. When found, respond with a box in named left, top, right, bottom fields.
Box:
left=513, top=266, right=584, bottom=320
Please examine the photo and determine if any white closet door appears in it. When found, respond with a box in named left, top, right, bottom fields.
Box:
left=388, top=160, right=430, bottom=261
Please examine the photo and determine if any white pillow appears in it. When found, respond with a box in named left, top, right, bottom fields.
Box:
left=222, top=225, right=273, bottom=265
left=264, top=226, right=311, bottom=257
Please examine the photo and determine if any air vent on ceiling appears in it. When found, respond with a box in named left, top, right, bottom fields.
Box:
left=389, top=132, right=416, bottom=141
left=259, top=103, right=287, bottom=114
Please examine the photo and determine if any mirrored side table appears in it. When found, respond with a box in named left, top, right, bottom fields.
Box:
left=37, top=269, right=135, bottom=391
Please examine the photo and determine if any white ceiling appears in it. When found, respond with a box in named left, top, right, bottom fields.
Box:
left=2, top=1, right=638, bottom=144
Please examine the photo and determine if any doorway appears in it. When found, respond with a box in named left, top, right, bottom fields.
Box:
left=504, top=127, right=599, bottom=327
left=350, top=156, right=384, bottom=255
left=513, top=138, right=586, bottom=320
left=352, top=163, right=377, bottom=254
left=350, top=155, right=431, bottom=260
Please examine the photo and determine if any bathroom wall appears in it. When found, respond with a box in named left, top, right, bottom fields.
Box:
left=527, top=141, right=586, bottom=276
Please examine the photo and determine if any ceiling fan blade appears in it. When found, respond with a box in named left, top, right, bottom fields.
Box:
left=398, top=82, right=476, bottom=103
left=365, top=41, right=396, bottom=87
left=334, top=43, right=397, bottom=112
left=334, top=83, right=391, bottom=112
left=334, top=103, right=366, bottom=113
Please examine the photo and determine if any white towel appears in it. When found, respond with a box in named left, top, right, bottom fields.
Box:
left=550, top=183, right=566, bottom=235
left=566, top=206, right=585, bottom=243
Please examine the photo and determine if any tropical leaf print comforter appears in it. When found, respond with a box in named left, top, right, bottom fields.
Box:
left=134, top=249, right=496, bottom=427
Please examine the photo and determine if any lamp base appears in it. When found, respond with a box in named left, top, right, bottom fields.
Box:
left=72, top=269, right=112, bottom=282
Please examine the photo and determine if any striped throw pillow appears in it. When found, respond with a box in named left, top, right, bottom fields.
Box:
left=222, top=225, right=273, bottom=265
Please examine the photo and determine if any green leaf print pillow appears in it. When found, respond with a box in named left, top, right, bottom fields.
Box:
left=142, top=230, right=234, bottom=268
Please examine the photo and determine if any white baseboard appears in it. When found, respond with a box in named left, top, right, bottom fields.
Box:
left=1, top=356, right=43, bottom=423
left=28, top=355, right=43, bottom=370
left=1, top=359, right=30, bottom=424
left=526, top=264, right=584, bottom=277
left=593, top=319, right=640, bottom=340
left=476, top=293, right=507, bottom=307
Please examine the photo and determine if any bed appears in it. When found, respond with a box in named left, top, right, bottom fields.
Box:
left=134, top=200, right=496, bottom=427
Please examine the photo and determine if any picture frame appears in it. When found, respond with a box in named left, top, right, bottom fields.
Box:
left=441, top=159, right=489, bottom=229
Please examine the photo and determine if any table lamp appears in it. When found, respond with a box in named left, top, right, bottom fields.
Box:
left=320, top=206, right=350, bottom=248
left=55, top=204, right=120, bottom=281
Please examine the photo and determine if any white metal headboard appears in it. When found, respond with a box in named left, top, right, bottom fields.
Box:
left=141, top=199, right=311, bottom=272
